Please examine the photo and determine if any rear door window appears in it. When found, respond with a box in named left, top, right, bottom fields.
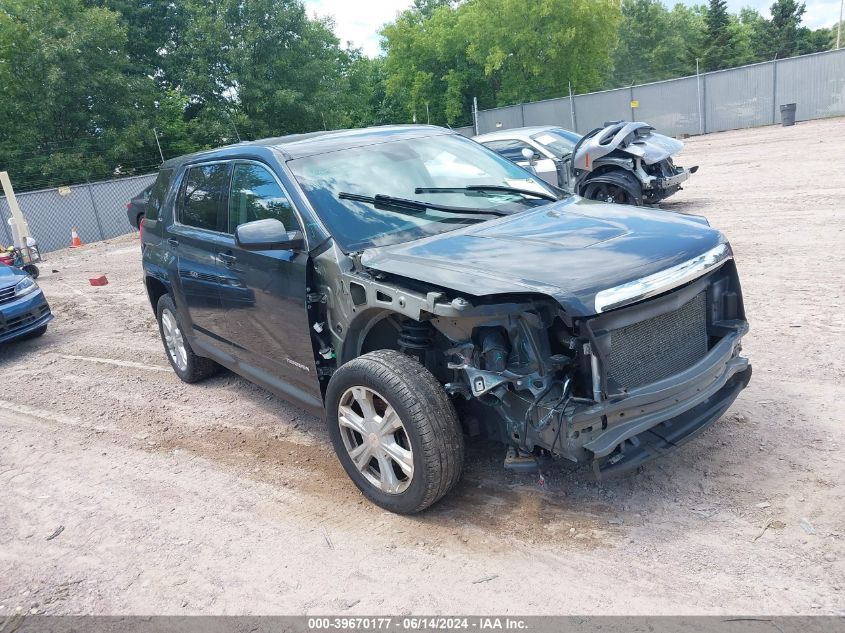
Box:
left=144, top=169, right=174, bottom=221
left=179, top=163, right=230, bottom=232
left=227, top=163, right=300, bottom=233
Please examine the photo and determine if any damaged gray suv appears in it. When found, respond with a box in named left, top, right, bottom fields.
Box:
left=141, top=125, right=751, bottom=514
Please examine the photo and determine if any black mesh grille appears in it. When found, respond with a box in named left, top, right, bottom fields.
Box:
left=0, top=284, right=16, bottom=305
left=607, top=291, right=708, bottom=390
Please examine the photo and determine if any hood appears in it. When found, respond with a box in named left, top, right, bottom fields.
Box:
left=573, top=122, right=683, bottom=170
left=0, top=264, right=25, bottom=286
left=361, top=196, right=725, bottom=317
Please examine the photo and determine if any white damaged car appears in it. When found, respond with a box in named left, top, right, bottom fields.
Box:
left=476, top=122, right=698, bottom=206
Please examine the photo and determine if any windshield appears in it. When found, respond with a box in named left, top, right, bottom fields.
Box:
left=287, top=133, right=557, bottom=251
left=530, top=128, right=582, bottom=159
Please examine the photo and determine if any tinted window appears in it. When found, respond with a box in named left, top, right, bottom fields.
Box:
left=144, top=170, right=174, bottom=221
left=228, top=163, right=298, bottom=233
left=483, top=139, right=535, bottom=162
left=180, top=164, right=229, bottom=231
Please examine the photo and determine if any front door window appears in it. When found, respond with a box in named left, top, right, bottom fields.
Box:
left=228, top=163, right=299, bottom=233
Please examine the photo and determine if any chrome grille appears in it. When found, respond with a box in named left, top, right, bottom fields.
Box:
left=607, top=291, right=708, bottom=390
left=0, top=284, right=16, bottom=306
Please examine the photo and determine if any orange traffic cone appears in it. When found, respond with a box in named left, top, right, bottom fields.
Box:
left=70, top=227, right=83, bottom=248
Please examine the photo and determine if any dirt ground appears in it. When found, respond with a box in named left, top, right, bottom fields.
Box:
left=1, top=117, right=843, bottom=616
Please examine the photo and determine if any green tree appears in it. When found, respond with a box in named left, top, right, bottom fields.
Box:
left=611, top=0, right=701, bottom=85
left=462, top=0, right=621, bottom=103
left=796, top=25, right=833, bottom=53
left=228, top=0, right=346, bottom=137
left=699, top=0, right=744, bottom=71
left=381, top=0, right=621, bottom=125
left=412, top=0, right=455, bottom=19
left=764, top=0, right=806, bottom=58
left=382, top=4, right=489, bottom=126
left=0, top=0, right=161, bottom=189
left=339, top=54, right=407, bottom=128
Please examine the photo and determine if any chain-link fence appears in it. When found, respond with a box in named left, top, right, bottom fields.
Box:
left=474, top=48, right=845, bottom=137
left=0, top=173, right=157, bottom=254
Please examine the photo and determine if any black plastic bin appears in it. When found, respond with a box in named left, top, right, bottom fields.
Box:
left=779, top=103, right=797, bottom=127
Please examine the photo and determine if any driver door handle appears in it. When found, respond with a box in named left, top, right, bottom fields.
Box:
left=218, top=252, right=236, bottom=267
left=167, top=238, right=179, bottom=248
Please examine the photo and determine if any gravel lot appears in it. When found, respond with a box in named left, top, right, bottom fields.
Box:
left=1, top=117, right=843, bottom=616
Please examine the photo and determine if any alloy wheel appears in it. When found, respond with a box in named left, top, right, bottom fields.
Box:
left=161, top=308, right=188, bottom=372
left=337, top=386, right=414, bottom=494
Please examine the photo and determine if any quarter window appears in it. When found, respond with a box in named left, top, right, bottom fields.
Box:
left=144, top=169, right=174, bottom=221
left=180, top=164, right=229, bottom=232
left=228, top=163, right=298, bottom=232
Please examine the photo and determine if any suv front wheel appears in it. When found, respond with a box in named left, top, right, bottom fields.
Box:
left=325, top=350, right=464, bottom=514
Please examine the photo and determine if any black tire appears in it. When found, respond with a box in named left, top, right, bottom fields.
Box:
left=583, top=180, right=636, bottom=205
left=156, top=294, right=220, bottom=383
left=22, top=264, right=39, bottom=279
left=325, top=350, right=464, bottom=514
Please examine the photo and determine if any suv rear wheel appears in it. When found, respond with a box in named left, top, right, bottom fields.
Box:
left=156, top=294, right=220, bottom=383
left=325, top=350, right=464, bottom=514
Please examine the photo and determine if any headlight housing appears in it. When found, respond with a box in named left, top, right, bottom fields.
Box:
left=14, top=277, right=38, bottom=297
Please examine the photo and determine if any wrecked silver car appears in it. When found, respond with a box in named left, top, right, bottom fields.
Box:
left=143, top=125, right=750, bottom=514
left=476, top=122, right=698, bottom=205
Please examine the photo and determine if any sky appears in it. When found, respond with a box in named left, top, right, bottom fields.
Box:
left=303, top=0, right=841, bottom=57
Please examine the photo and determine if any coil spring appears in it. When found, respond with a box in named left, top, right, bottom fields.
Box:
left=398, top=319, right=434, bottom=353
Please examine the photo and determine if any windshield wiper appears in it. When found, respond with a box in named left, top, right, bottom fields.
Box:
left=338, top=192, right=508, bottom=216
left=414, top=185, right=559, bottom=202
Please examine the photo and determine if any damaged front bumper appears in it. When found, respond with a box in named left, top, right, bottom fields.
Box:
left=652, top=166, right=695, bottom=190
left=532, top=321, right=750, bottom=476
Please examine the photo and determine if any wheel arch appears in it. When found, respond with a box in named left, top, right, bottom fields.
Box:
left=578, top=168, right=643, bottom=205
left=338, top=307, right=404, bottom=365
left=144, top=275, right=170, bottom=313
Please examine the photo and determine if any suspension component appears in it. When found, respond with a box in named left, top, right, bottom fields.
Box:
left=398, top=319, right=434, bottom=355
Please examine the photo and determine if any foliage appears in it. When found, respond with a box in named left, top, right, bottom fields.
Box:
left=382, top=0, right=621, bottom=125
left=611, top=0, right=700, bottom=85
left=610, top=0, right=833, bottom=84
left=0, top=0, right=837, bottom=191
left=0, top=0, right=157, bottom=189
left=0, top=0, right=386, bottom=190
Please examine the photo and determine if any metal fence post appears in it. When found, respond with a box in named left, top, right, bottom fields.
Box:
left=771, top=59, right=778, bottom=125
left=86, top=181, right=106, bottom=241
left=702, top=72, right=708, bottom=134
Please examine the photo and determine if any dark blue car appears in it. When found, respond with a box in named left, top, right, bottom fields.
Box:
left=0, top=265, right=52, bottom=344
left=141, top=125, right=750, bottom=514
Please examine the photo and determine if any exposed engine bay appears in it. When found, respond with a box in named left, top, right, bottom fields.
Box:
left=307, top=236, right=751, bottom=477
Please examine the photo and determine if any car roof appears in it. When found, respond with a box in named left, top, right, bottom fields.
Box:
left=473, top=126, right=565, bottom=143
left=160, top=125, right=454, bottom=168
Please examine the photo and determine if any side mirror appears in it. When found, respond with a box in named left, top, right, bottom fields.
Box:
left=521, top=147, right=539, bottom=165
left=235, top=218, right=304, bottom=251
